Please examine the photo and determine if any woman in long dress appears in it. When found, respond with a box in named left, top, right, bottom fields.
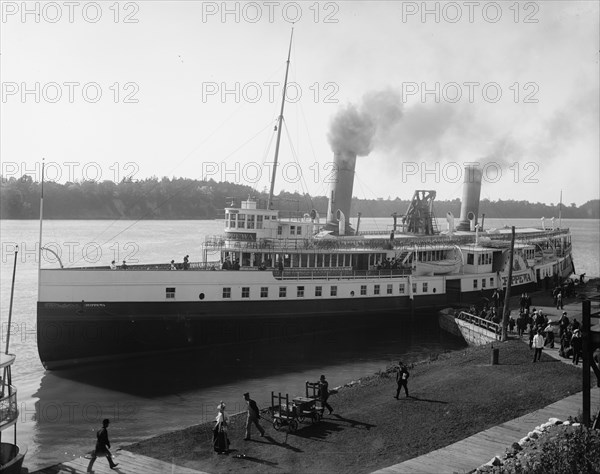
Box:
left=213, top=401, right=230, bottom=454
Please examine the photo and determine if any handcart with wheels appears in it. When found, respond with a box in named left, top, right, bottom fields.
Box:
left=294, top=381, right=324, bottom=423
left=270, top=392, right=299, bottom=432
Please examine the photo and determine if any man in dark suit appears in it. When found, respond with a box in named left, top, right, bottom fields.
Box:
left=395, top=361, right=410, bottom=398
left=244, top=392, right=265, bottom=440
left=87, top=418, right=118, bottom=471
left=318, top=375, right=334, bottom=414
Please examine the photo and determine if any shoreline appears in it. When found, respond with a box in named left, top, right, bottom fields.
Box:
left=122, top=341, right=584, bottom=473
left=122, top=281, right=598, bottom=473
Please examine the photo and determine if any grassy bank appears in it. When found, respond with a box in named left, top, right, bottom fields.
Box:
left=125, top=339, right=583, bottom=473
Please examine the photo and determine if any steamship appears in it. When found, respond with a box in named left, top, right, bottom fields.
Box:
left=36, top=37, right=574, bottom=370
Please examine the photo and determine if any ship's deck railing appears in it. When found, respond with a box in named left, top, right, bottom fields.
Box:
left=204, top=228, right=571, bottom=252
left=273, top=268, right=412, bottom=280
left=456, top=311, right=501, bottom=337
left=0, top=388, right=18, bottom=429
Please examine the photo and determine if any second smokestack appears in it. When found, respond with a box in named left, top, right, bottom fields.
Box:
left=457, top=165, right=482, bottom=231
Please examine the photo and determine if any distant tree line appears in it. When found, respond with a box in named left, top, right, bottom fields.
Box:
left=1, top=175, right=598, bottom=220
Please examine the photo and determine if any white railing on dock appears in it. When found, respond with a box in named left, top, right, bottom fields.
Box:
left=456, top=311, right=501, bottom=336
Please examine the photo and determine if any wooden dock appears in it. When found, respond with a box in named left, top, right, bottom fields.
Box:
left=31, top=450, right=208, bottom=474
left=373, top=307, right=599, bottom=474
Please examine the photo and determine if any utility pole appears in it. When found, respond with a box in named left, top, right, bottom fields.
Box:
left=501, top=226, right=515, bottom=341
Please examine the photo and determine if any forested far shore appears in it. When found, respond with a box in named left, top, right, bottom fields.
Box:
left=2, top=175, right=599, bottom=220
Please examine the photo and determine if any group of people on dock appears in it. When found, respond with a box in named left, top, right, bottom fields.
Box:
left=522, top=307, right=583, bottom=365
left=212, top=375, right=334, bottom=455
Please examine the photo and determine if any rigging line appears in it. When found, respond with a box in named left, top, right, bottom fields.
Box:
left=282, top=120, right=314, bottom=210
left=66, top=121, right=279, bottom=267
left=77, top=66, right=289, bottom=247
left=64, top=180, right=207, bottom=268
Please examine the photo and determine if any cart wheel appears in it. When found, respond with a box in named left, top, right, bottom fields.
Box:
left=289, top=419, right=298, bottom=432
left=312, top=412, right=321, bottom=423
left=273, top=419, right=282, bottom=431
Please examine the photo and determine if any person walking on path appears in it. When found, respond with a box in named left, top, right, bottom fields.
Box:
left=395, top=361, right=410, bottom=398
left=559, top=311, right=569, bottom=339
left=243, top=392, right=265, bottom=440
left=571, top=329, right=583, bottom=366
left=86, top=418, right=118, bottom=471
left=213, top=402, right=230, bottom=454
left=318, top=375, right=334, bottom=414
left=544, top=320, right=555, bottom=348
left=556, top=291, right=563, bottom=310
left=533, top=329, right=545, bottom=362
left=528, top=322, right=536, bottom=349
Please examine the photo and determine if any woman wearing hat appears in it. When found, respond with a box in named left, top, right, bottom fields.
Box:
left=213, top=402, right=230, bottom=454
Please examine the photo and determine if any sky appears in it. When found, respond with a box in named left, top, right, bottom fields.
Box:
left=1, top=0, right=599, bottom=206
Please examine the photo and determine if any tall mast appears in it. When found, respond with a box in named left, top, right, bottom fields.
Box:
left=267, top=28, right=294, bottom=210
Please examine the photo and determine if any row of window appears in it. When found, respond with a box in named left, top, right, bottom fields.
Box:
left=466, top=253, right=493, bottom=265
left=220, top=283, right=435, bottom=299
left=473, top=277, right=495, bottom=289
left=167, top=282, right=451, bottom=300
left=277, top=225, right=303, bottom=236
left=228, top=214, right=264, bottom=229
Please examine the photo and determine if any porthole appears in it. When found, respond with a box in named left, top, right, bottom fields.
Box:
left=199, top=293, right=205, bottom=300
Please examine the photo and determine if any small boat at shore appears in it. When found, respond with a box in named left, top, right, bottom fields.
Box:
left=1, top=248, right=26, bottom=473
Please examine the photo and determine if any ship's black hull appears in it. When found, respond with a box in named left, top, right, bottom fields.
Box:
left=36, top=285, right=539, bottom=369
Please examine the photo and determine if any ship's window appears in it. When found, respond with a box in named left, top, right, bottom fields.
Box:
left=166, top=287, right=175, bottom=299
left=297, top=286, right=304, bottom=297
left=256, top=215, right=263, bottom=229
left=423, top=282, right=428, bottom=293
left=360, top=285, right=367, bottom=295
left=247, top=215, right=255, bottom=229
left=290, top=226, right=295, bottom=235
left=467, top=253, right=474, bottom=265
left=490, top=277, right=494, bottom=287
left=238, top=214, right=246, bottom=229
left=296, top=226, right=302, bottom=235
left=315, top=286, right=322, bottom=297
left=229, top=214, right=236, bottom=228
left=387, top=284, right=393, bottom=295
left=324, top=254, right=331, bottom=267
left=242, top=287, right=250, bottom=298
left=260, top=287, right=268, bottom=298
left=473, top=279, right=478, bottom=289
left=317, top=254, right=323, bottom=266
left=412, top=283, right=417, bottom=294
left=374, top=285, right=380, bottom=295
left=223, top=288, right=231, bottom=298
left=279, top=287, right=287, bottom=297
left=399, top=284, right=405, bottom=294
left=277, top=226, right=283, bottom=236
left=482, top=278, right=487, bottom=288
left=330, top=286, right=337, bottom=297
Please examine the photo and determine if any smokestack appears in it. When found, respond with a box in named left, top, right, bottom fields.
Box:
left=326, top=150, right=357, bottom=234
left=457, top=165, right=482, bottom=231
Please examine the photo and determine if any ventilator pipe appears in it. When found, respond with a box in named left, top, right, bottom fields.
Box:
left=469, top=212, right=476, bottom=232
left=336, top=209, right=346, bottom=236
